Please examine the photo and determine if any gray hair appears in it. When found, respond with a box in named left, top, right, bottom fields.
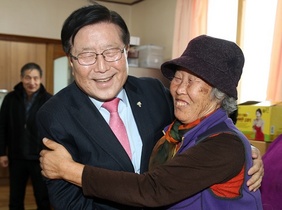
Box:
left=210, top=88, right=237, bottom=114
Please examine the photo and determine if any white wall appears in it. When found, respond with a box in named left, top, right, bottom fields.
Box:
left=130, top=0, right=177, bottom=61
left=0, top=0, right=131, bottom=39
left=0, top=0, right=175, bottom=58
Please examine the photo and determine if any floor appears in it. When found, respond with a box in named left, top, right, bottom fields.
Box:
left=0, top=183, right=36, bottom=210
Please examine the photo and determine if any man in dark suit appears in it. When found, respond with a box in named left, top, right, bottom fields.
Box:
left=36, top=4, right=173, bottom=210
left=37, top=3, right=263, bottom=210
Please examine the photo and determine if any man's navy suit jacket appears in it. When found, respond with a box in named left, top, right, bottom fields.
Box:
left=37, top=75, right=174, bottom=210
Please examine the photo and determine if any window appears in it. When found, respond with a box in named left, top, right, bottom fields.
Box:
left=207, top=0, right=277, bottom=103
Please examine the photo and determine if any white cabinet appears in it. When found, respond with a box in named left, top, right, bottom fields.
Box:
left=0, top=89, right=8, bottom=108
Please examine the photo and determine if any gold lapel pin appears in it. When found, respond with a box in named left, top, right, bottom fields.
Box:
left=137, top=101, right=142, bottom=107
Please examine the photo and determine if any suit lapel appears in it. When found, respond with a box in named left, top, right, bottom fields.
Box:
left=68, top=84, right=134, bottom=171
left=124, top=79, right=157, bottom=171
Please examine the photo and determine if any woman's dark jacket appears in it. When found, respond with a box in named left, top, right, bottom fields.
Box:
left=0, top=82, right=52, bottom=160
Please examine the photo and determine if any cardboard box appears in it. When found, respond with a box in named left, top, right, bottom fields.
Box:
left=236, top=101, right=282, bottom=142
left=249, top=140, right=271, bottom=156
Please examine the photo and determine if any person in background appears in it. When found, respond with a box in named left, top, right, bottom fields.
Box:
left=0, top=62, right=52, bottom=210
left=40, top=35, right=263, bottom=210
left=37, top=4, right=263, bottom=210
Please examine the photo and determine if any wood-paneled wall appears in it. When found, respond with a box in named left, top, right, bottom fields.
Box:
left=0, top=41, right=46, bottom=91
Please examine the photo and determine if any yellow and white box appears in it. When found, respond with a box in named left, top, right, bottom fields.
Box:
left=236, top=101, right=282, bottom=142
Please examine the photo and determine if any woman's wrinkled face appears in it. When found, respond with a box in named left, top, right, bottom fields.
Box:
left=170, top=69, right=219, bottom=124
left=69, top=22, right=128, bottom=101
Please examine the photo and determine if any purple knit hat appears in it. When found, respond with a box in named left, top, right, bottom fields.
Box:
left=161, top=35, right=244, bottom=99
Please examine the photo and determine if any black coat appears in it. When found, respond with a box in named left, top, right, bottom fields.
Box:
left=36, top=76, right=174, bottom=210
left=0, top=82, right=52, bottom=160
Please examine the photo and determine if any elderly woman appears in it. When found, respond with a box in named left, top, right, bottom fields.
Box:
left=40, top=35, right=263, bottom=209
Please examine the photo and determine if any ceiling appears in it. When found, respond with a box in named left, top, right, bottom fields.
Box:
left=95, top=0, right=144, bottom=5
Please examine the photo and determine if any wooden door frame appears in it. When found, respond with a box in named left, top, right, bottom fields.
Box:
left=0, top=33, right=66, bottom=94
